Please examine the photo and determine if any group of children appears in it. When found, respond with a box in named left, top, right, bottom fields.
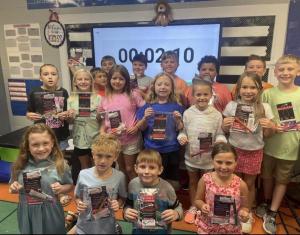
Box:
left=8, top=51, right=300, bottom=234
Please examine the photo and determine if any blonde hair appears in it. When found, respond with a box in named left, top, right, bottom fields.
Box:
left=71, top=68, right=94, bottom=92
left=136, top=149, right=162, bottom=168
left=11, top=123, right=66, bottom=181
left=275, top=54, right=300, bottom=67
left=235, top=72, right=265, bottom=120
left=192, top=79, right=213, bottom=95
left=147, top=72, right=180, bottom=104
left=91, top=133, right=121, bottom=158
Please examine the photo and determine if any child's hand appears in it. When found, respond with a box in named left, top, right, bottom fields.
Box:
left=201, top=204, right=210, bottom=214
left=259, top=118, right=275, bottom=129
left=161, top=209, right=179, bottom=223
left=178, top=134, right=188, bottom=145
left=223, top=117, right=235, bottom=128
left=173, top=111, right=182, bottom=122
left=26, top=112, right=42, bottom=121
left=126, top=126, right=138, bottom=135
left=76, top=199, right=88, bottom=213
left=109, top=199, right=119, bottom=212
left=144, top=107, right=154, bottom=119
left=124, top=208, right=138, bottom=222
left=9, top=181, right=23, bottom=194
left=57, top=111, right=69, bottom=121
left=50, top=182, right=63, bottom=195
left=238, top=208, right=250, bottom=223
left=68, top=109, right=76, bottom=119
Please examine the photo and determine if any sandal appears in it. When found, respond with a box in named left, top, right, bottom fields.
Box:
left=65, top=211, right=78, bottom=231
left=60, top=194, right=73, bottom=207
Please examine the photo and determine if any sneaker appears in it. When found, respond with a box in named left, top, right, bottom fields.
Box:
left=263, top=214, right=277, bottom=234
left=241, top=212, right=255, bottom=234
left=184, top=206, right=197, bottom=224
left=255, top=202, right=268, bottom=218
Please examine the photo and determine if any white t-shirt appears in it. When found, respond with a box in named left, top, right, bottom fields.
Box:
left=179, top=105, right=226, bottom=169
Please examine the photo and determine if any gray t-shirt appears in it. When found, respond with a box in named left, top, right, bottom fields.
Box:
left=137, top=75, right=153, bottom=90
left=75, top=167, right=127, bottom=234
left=223, top=101, right=274, bottom=150
left=125, top=177, right=183, bottom=234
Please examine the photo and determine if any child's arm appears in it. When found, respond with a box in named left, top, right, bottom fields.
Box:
left=9, top=181, right=23, bottom=194
left=136, top=107, right=154, bottom=131
left=161, top=208, right=181, bottom=224
left=50, top=182, right=73, bottom=195
left=75, top=197, right=88, bottom=213
left=194, top=177, right=210, bottom=214
left=123, top=197, right=138, bottom=222
left=26, top=112, right=42, bottom=121
left=260, top=118, right=276, bottom=137
left=222, top=117, right=235, bottom=133
left=238, top=180, right=250, bottom=223
left=173, top=111, right=184, bottom=131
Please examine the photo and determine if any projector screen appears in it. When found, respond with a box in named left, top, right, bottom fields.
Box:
left=92, top=23, right=221, bottom=83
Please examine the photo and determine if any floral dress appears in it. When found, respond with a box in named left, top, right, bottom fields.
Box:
left=195, top=172, right=242, bottom=234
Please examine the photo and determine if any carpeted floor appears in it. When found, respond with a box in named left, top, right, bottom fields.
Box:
left=0, top=183, right=300, bottom=234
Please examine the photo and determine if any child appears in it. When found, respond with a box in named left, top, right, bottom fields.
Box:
left=67, top=68, right=101, bottom=183
left=257, top=54, right=300, bottom=234
left=222, top=72, right=275, bottom=232
left=186, top=55, right=232, bottom=112
left=160, top=50, right=189, bottom=107
left=136, top=72, right=184, bottom=189
left=73, top=133, right=127, bottom=234
left=231, top=54, right=273, bottom=97
left=100, top=55, right=116, bottom=74
left=90, top=67, right=108, bottom=97
left=98, top=64, right=145, bottom=181
left=194, top=142, right=250, bottom=234
left=177, top=79, right=227, bottom=224
left=123, top=149, right=183, bottom=234
left=26, top=64, right=70, bottom=150
left=9, top=123, right=73, bottom=234
left=132, top=53, right=153, bottom=98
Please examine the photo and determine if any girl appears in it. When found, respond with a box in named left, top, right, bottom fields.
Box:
left=136, top=72, right=184, bottom=189
left=177, top=79, right=226, bottom=224
left=26, top=64, right=70, bottom=150
left=194, top=142, right=249, bottom=234
left=9, top=123, right=73, bottom=234
left=67, top=68, right=101, bottom=183
left=98, top=65, right=145, bottom=181
left=222, top=72, right=275, bottom=232
left=90, top=67, right=108, bottom=97
left=73, top=134, right=127, bottom=234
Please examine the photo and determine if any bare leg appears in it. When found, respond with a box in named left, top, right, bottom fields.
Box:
left=270, top=183, right=287, bottom=212
left=78, top=154, right=92, bottom=169
left=123, top=153, right=138, bottom=181
left=244, top=174, right=257, bottom=209
left=187, top=171, right=201, bottom=207
left=263, top=178, right=274, bottom=201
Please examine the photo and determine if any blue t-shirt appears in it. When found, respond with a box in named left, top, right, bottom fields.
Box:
left=137, top=102, right=184, bottom=153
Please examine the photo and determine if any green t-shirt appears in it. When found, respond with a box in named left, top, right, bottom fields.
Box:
left=262, top=87, right=300, bottom=161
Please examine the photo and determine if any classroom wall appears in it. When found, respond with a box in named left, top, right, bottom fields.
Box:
left=0, top=0, right=292, bottom=133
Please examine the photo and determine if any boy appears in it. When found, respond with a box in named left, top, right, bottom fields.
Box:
left=132, top=53, right=153, bottom=98
left=258, top=54, right=300, bottom=234
left=100, top=55, right=116, bottom=74
left=231, top=54, right=273, bottom=98
left=72, top=134, right=127, bottom=234
left=161, top=50, right=189, bottom=107
left=186, top=55, right=232, bottom=112
left=90, top=67, right=108, bottom=97
left=123, top=149, right=183, bottom=234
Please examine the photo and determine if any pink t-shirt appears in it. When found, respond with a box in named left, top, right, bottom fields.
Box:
left=98, top=90, right=145, bottom=145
